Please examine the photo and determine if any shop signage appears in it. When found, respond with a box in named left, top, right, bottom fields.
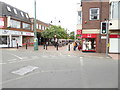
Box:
left=101, top=36, right=107, bottom=39
left=82, top=34, right=97, bottom=38
left=110, top=35, right=120, bottom=38
left=22, top=32, right=34, bottom=36
left=77, top=30, right=82, bottom=35
left=0, top=18, right=4, bottom=28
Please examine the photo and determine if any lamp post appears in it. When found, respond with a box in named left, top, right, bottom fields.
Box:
left=34, top=0, right=38, bottom=51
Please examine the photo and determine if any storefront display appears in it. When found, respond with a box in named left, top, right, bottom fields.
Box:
left=82, top=38, right=96, bottom=51
left=82, top=34, right=97, bottom=52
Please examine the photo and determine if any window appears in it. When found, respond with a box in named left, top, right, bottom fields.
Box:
left=21, top=12, right=24, bottom=17
left=36, top=24, right=39, bottom=29
left=39, top=24, right=41, bottom=29
left=77, top=11, right=82, bottom=24
left=23, top=23, right=30, bottom=30
left=10, top=19, right=20, bottom=28
left=13, top=9, right=17, bottom=14
left=90, top=8, right=100, bottom=20
left=26, top=14, right=29, bottom=18
left=7, top=6, right=11, bottom=12
left=0, top=36, right=7, bottom=45
left=110, top=1, right=120, bottom=19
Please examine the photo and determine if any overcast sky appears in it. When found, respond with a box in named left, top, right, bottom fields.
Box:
left=0, top=0, right=80, bottom=32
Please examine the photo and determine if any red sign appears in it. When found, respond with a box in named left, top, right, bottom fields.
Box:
left=77, top=30, right=82, bottom=35
left=110, top=35, right=120, bottom=38
left=0, top=18, right=4, bottom=28
left=82, top=34, right=97, bottom=38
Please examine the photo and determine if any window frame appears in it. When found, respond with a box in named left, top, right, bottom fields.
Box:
left=89, top=8, right=100, bottom=20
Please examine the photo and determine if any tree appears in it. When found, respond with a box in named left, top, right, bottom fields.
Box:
left=41, top=25, right=67, bottom=39
left=69, top=31, right=75, bottom=40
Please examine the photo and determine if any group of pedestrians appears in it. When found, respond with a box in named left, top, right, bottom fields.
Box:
left=73, top=41, right=82, bottom=51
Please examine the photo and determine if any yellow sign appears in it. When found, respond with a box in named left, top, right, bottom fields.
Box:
left=107, top=43, right=110, bottom=47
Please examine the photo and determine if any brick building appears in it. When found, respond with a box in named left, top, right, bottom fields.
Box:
left=77, top=0, right=109, bottom=53
left=0, top=1, right=34, bottom=47
left=30, top=18, right=50, bottom=45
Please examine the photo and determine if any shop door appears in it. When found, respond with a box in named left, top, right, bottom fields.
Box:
left=12, top=38, right=17, bottom=47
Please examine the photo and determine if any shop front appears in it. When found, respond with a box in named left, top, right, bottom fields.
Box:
left=0, top=29, right=22, bottom=47
left=22, top=32, right=34, bottom=46
left=109, top=34, right=120, bottom=53
left=0, top=29, right=34, bottom=47
left=82, top=34, right=97, bottom=52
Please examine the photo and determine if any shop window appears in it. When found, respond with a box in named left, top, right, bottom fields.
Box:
left=10, top=19, right=21, bottom=28
left=82, top=38, right=96, bottom=51
left=0, top=36, right=7, bottom=45
left=23, top=23, right=30, bottom=30
left=90, top=8, right=100, bottom=20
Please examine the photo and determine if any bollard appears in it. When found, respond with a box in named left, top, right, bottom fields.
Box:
left=26, top=43, right=27, bottom=49
left=68, top=44, right=70, bottom=51
left=43, top=44, right=45, bottom=49
left=46, top=44, right=47, bottom=50
left=57, top=44, right=58, bottom=51
left=17, top=43, right=18, bottom=49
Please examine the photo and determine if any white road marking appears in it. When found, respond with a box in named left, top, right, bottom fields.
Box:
left=12, top=66, right=39, bottom=76
left=9, top=61, right=17, bottom=63
left=80, top=57, right=84, bottom=66
left=8, top=59, right=17, bottom=61
left=11, top=54, right=23, bottom=60
left=0, top=63, right=6, bottom=65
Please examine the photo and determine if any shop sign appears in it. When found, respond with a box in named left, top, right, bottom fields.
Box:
left=82, top=34, right=97, bottom=38
left=0, top=18, right=4, bottom=28
left=110, top=35, right=120, bottom=38
left=77, top=30, right=82, bottom=35
left=101, top=36, right=107, bottom=39
left=22, top=32, right=34, bottom=36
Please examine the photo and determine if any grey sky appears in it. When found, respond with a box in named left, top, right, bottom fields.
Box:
left=0, top=0, right=80, bottom=32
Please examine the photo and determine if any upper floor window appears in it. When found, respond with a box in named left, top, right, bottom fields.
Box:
left=77, top=11, right=82, bottom=24
left=23, top=23, right=30, bottom=30
left=90, top=8, right=100, bottom=20
left=110, top=1, right=120, bottom=19
left=7, top=6, right=11, bottom=12
left=10, top=19, right=20, bottom=28
left=21, top=12, right=24, bottom=17
left=36, top=24, right=39, bottom=29
left=39, top=24, right=41, bottom=29
left=13, top=9, right=17, bottom=14
left=26, top=14, right=29, bottom=18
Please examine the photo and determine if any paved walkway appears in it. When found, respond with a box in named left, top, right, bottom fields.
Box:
left=1, top=44, right=119, bottom=60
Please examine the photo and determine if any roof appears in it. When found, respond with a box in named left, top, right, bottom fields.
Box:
left=0, top=1, right=31, bottom=23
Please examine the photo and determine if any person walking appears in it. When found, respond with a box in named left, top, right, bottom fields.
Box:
left=78, top=42, right=82, bottom=51
left=73, top=41, right=78, bottom=51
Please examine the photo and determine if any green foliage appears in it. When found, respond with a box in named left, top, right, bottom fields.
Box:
left=41, top=25, right=67, bottom=39
left=69, top=31, right=75, bottom=39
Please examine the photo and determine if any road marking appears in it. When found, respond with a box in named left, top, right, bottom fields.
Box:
left=80, top=57, right=84, bottom=66
left=8, top=59, right=17, bottom=61
left=9, top=61, right=17, bottom=63
left=12, top=66, right=39, bottom=76
left=0, top=63, right=6, bottom=65
left=11, top=54, right=23, bottom=60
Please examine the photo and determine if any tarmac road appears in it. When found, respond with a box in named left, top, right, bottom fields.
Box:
left=0, top=46, right=118, bottom=88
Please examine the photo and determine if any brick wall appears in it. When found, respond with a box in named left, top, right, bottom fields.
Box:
left=82, top=1, right=109, bottom=29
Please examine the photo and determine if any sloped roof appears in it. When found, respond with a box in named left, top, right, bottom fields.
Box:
left=0, top=1, right=31, bottom=23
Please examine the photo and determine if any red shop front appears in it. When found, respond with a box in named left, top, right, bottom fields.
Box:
left=82, top=34, right=97, bottom=52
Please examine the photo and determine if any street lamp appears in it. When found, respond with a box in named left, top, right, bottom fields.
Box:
left=34, top=0, right=38, bottom=51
